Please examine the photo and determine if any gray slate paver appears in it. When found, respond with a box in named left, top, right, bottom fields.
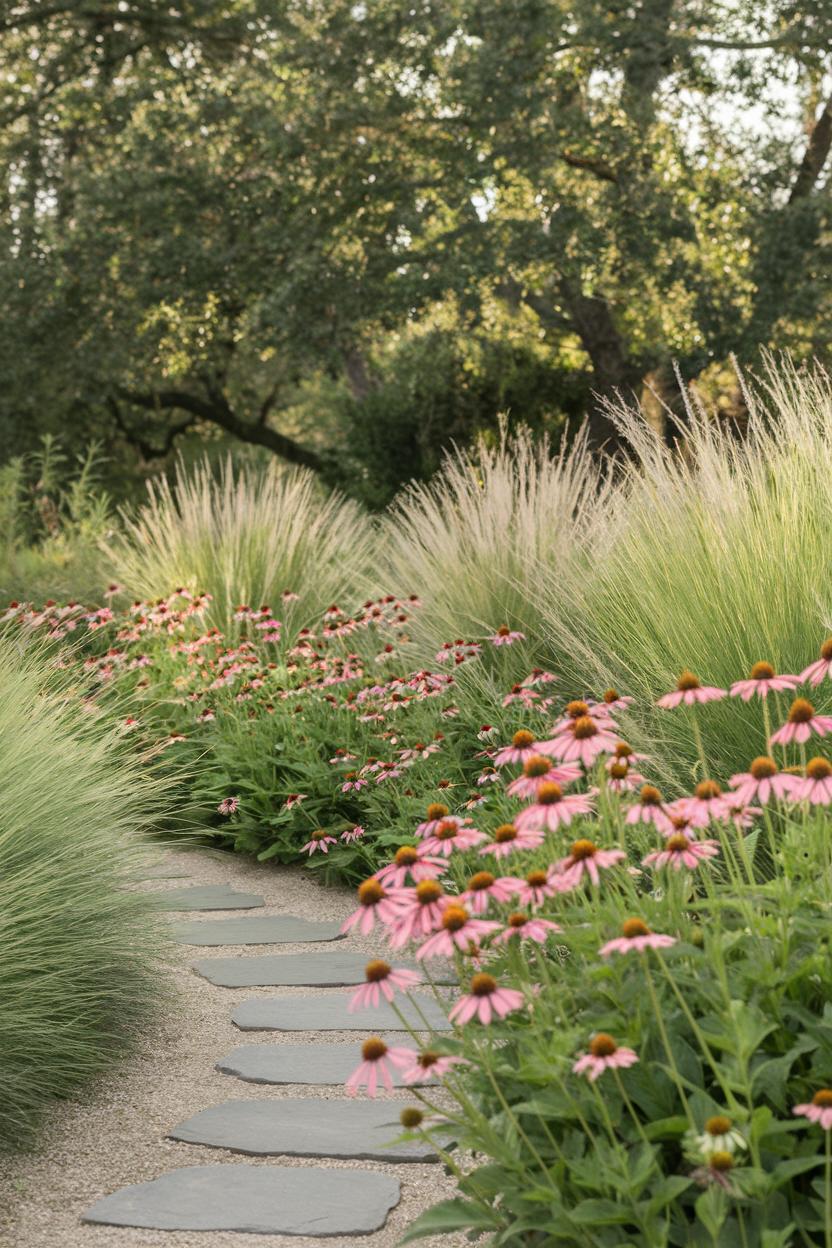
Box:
left=193, top=950, right=454, bottom=988
left=81, top=1165, right=400, bottom=1235
left=153, top=885, right=265, bottom=912
left=174, top=915, right=344, bottom=946
left=168, top=1099, right=437, bottom=1162
left=233, top=992, right=449, bottom=1032
left=216, top=1040, right=408, bottom=1086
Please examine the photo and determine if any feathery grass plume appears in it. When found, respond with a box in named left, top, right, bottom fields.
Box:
left=381, top=421, right=605, bottom=658
left=104, top=456, right=374, bottom=630
left=541, top=355, right=832, bottom=785
left=0, top=640, right=165, bottom=1152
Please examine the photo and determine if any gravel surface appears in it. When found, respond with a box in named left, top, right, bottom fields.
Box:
left=0, top=848, right=467, bottom=1248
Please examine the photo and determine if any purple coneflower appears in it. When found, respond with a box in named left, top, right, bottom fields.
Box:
left=599, top=917, right=676, bottom=958
left=771, top=697, right=832, bottom=746
left=573, top=1033, right=639, bottom=1081
left=730, top=661, right=799, bottom=700
left=348, top=960, right=421, bottom=1011
left=346, top=1037, right=416, bottom=1096
left=449, top=973, right=525, bottom=1025
left=657, top=670, right=726, bottom=708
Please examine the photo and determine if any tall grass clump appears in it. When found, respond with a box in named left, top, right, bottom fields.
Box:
left=0, top=641, right=163, bottom=1152
left=106, top=457, right=374, bottom=631
left=381, top=422, right=605, bottom=658
left=542, top=358, right=832, bottom=785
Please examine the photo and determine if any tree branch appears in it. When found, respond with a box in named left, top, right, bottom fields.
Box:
left=116, top=386, right=327, bottom=473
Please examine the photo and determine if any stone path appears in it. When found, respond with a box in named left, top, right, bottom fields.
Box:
left=0, top=847, right=463, bottom=1248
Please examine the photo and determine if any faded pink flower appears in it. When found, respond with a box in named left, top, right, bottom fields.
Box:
left=387, top=880, right=449, bottom=947
left=556, top=839, right=626, bottom=887
left=729, top=757, right=799, bottom=805
left=459, top=870, right=519, bottom=913
left=506, top=755, right=582, bottom=799
left=348, top=961, right=422, bottom=1012
left=643, top=832, right=719, bottom=872
left=625, top=784, right=674, bottom=834
left=301, top=830, right=338, bottom=855
left=346, top=1037, right=416, bottom=1096
left=416, top=905, right=500, bottom=959
left=675, top=780, right=731, bottom=826
left=770, top=698, right=832, bottom=746
left=657, top=670, right=726, bottom=708
left=449, top=973, right=525, bottom=1025
left=544, top=715, right=619, bottom=766
left=794, top=1089, right=832, bottom=1130
left=420, top=818, right=486, bottom=857
left=493, top=729, right=552, bottom=767
left=401, top=1050, right=465, bottom=1084
left=573, top=1034, right=639, bottom=1082
left=217, top=795, right=239, bottom=816
left=341, top=879, right=400, bottom=936
left=599, top=918, right=677, bottom=958
left=799, top=639, right=832, bottom=687
left=374, top=845, right=447, bottom=887
left=479, top=822, right=545, bottom=857
left=514, top=782, right=595, bottom=833
left=490, top=625, right=526, bottom=646
left=495, top=913, right=562, bottom=944
left=793, top=757, right=832, bottom=804
left=730, top=661, right=799, bottom=700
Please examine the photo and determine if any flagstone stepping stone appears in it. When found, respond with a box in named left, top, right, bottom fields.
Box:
left=137, top=866, right=192, bottom=880
left=168, top=1099, right=437, bottom=1162
left=233, top=992, right=449, bottom=1032
left=194, top=950, right=455, bottom=988
left=82, top=1164, right=400, bottom=1235
left=216, top=1040, right=408, bottom=1086
left=152, top=884, right=265, bottom=911
left=174, top=915, right=344, bottom=946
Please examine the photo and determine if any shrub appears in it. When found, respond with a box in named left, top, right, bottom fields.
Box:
left=0, top=640, right=163, bottom=1152
left=105, top=456, right=374, bottom=631
left=344, top=645, right=832, bottom=1247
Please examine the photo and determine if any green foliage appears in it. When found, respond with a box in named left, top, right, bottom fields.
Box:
left=3, top=1, right=832, bottom=492
left=0, top=641, right=164, bottom=1152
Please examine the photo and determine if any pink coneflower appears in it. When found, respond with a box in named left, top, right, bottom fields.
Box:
left=348, top=960, right=422, bottom=1011
left=459, top=870, right=518, bottom=913
left=493, top=729, right=548, bottom=767
left=605, top=760, right=645, bottom=794
left=677, top=780, right=731, bottom=826
left=479, top=822, right=545, bottom=858
left=545, top=715, right=619, bottom=766
left=346, top=1037, right=416, bottom=1096
left=513, top=866, right=567, bottom=908
left=301, top=829, right=338, bottom=855
left=548, top=699, right=616, bottom=735
left=573, top=1033, right=639, bottom=1082
left=515, top=782, right=594, bottom=833
left=626, top=784, right=674, bottom=834
left=609, top=741, right=649, bottom=768
left=416, top=905, right=500, bottom=959
left=657, top=670, right=726, bottom=708
left=793, top=756, right=832, bottom=804
left=599, top=917, right=677, bottom=958
left=506, top=754, right=582, bottom=799
left=800, top=638, right=832, bottom=687
left=420, top=818, right=486, bottom=857
left=414, top=803, right=457, bottom=837
left=387, top=879, right=449, bottom=947
left=724, top=801, right=762, bottom=829
left=496, top=912, right=562, bottom=944
left=217, top=796, right=239, bottom=816
left=793, top=1088, right=832, bottom=1130
left=771, top=698, right=832, bottom=746
left=375, top=845, right=447, bottom=887
left=490, top=625, right=526, bottom=646
left=729, top=756, right=799, bottom=805
left=730, top=661, right=799, bottom=700
left=341, top=879, right=400, bottom=935
left=449, top=973, right=525, bottom=1025
left=591, top=688, right=634, bottom=713
left=476, top=765, right=500, bottom=786
left=556, top=839, right=625, bottom=887
left=341, top=824, right=365, bottom=844
left=643, top=832, right=719, bottom=872
left=341, top=771, right=368, bottom=792
left=401, top=1050, right=465, bottom=1084
left=284, top=793, right=307, bottom=809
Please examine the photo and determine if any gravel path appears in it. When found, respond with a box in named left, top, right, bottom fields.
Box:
left=0, top=848, right=466, bottom=1248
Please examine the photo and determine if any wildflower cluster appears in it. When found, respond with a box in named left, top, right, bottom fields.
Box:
left=342, top=644, right=832, bottom=1246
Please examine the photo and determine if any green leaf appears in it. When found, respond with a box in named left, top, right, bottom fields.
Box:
left=397, top=1199, right=499, bottom=1243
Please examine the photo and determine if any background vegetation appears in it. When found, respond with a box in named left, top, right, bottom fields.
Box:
left=2, top=2, right=832, bottom=506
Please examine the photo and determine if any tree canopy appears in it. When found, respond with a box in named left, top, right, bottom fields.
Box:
left=2, top=1, right=832, bottom=502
